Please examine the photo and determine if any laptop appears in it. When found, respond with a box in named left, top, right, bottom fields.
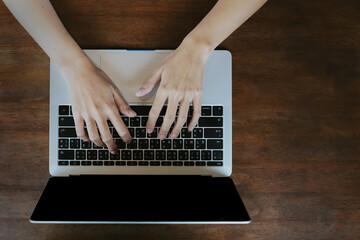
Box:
left=30, top=49, right=251, bottom=224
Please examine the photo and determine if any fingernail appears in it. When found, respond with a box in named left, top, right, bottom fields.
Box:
left=127, top=109, right=135, bottom=116
left=188, top=126, right=194, bottom=131
left=159, top=134, right=165, bottom=140
left=170, top=133, right=177, bottom=139
left=147, top=128, right=153, bottom=134
left=111, top=151, right=117, bottom=155
left=136, top=89, right=143, bottom=95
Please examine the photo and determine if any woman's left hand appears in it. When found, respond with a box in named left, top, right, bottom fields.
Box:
left=135, top=39, right=211, bottom=139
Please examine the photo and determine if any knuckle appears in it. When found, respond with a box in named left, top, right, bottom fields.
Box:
left=101, top=136, right=113, bottom=143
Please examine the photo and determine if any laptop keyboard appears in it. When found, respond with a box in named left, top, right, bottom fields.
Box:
left=58, top=105, right=224, bottom=167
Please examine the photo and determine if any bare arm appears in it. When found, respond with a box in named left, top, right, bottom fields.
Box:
left=3, top=0, right=134, bottom=153
left=138, top=0, right=268, bottom=139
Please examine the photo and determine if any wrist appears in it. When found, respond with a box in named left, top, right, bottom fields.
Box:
left=179, top=35, right=214, bottom=61
left=56, top=52, right=95, bottom=83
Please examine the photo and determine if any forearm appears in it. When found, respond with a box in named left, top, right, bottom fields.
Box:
left=183, top=0, right=267, bottom=54
left=3, top=0, right=90, bottom=70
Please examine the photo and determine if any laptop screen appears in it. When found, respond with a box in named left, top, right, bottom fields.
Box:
left=30, top=175, right=250, bottom=223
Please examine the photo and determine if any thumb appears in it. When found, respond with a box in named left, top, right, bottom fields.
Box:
left=135, top=67, right=163, bottom=97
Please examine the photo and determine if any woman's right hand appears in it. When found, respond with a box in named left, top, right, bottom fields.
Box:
left=59, top=59, right=136, bottom=154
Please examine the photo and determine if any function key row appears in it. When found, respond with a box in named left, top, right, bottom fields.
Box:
left=58, top=160, right=223, bottom=167
left=59, top=149, right=223, bottom=161
left=59, top=105, right=223, bottom=117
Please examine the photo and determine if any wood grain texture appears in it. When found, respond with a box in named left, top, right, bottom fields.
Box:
left=0, top=0, right=359, bottom=239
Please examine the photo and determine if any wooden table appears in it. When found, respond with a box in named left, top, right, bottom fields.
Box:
left=1, top=0, right=359, bottom=239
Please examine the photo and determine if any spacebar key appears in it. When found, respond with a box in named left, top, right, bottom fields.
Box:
left=198, top=117, right=223, bottom=127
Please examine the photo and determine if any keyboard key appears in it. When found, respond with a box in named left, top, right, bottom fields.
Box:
left=190, top=150, right=200, bottom=160
left=188, top=106, right=193, bottom=117
left=81, top=161, right=91, bottom=166
left=207, top=161, right=223, bottom=166
left=150, top=161, right=161, bottom=166
left=69, top=106, right=73, bottom=115
left=59, top=117, right=75, bottom=126
left=121, top=117, right=129, bottom=126
left=201, top=150, right=211, bottom=160
left=131, top=105, right=151, bottom=115
left=127, top=139, right=137, bottom=149
left=201, top=106, right=211, bottom=116
left=167, top=150, right=177, bottom=160
left=129, top=128, right=135, bottom=138
left=156, top=150, right=166, bottom=160
left=150, top=139, right=160, bottom=149
left=213, top=150, right=223, bottom=160
left=181, top=128, right=192, bottom=138
left=207, top=139, right=223, bottom=149
left=98, top=150, right=109, bottom=160
left=115, top=161, right=126, bottom=166
left=87, top=150, right=97, bottom=160
left=70, top=161, right=80, bottom=166
left=121, top=150, right=131, bottom=160
left=138, top=139, right=149, bottom=149
left=127, top=161, right=137, bottom=166
left=59, top=150, right=74, bottom=160
left=160, top=106, right=167, bottom=116
left=141, top=117, right=148, bottom=127
left=81, top=140, right=91, bottom=149
left=59, top=105, right=69, bottom=115
left=58, top=161, right=69, bottom=166
left=110, top=151, right=120, bottom=160
left=161, top=161, right=172, bottom=166
left=93, top=161, right=103, bottom=166
left=70, top=139, right=80, bottom=149
left=184, top=161, right=195, bottom=166
left=59, top=128, right=76, bottom=137
left=178, top=150, right=189, bottom=160
left=193, top=128, right=203, bottom=138
left=184, top=139, right=195, bottom=149
left=155, top=117, right=163, bottom=127
left=172, top=139, right=183, bottom=149
left=92, top=142, right=103, bottom=149
left=136, top=128, right=146, bottom=138
left=195, top=161, right=206, bottom=166
left=161, top=139, right=172, bottom=149
left=173, top=161, right=183, bottom=166
left=213, top=106, right=223, bottom=116
left=107, top=120, right=113, bottom=127
left=58, top=139, right=69, bottom=148
left=144, top=150, right=154, bottom=160
left=104, top=161, right=115, bottom=166
left=198, top=117, right=223, bottom=127
left=196, top=139, right=206, bottom=149
left=115, top=139, right=126, bottom=149
left=113, top=129, right=120, bottom=138
left=139, top=161, right=149, bottom=166
left=130, top=117, right=140, bottom=127
left=204, top=128, right=223, bottom=138
left=133, top=150, right=143, bottom=160
left=147, top=128, right=158, bottom=138
left=76, top=150, right=86, bottom=160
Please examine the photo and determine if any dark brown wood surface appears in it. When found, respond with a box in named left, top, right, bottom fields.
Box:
left=0, top=0, right=359, bottom=239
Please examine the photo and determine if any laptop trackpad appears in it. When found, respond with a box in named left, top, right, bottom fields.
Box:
left=30, top=175, right=250, bottom=223
left=100, top=51, right=169, bottom=104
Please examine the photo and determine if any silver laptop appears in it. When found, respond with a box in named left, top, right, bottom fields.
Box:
left=30, top=49, right=251, bottom=224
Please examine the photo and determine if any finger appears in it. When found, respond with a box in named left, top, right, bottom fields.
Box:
left=113, top=91, right=136, bottom=117
left=135, top=66, right=164, bottom=97
left=96, top=118, right=118, bottom=154
left=170, top=97, right=191, bottom=139
left=108, top=108, right=132, bottom=144
left=158, top=97, right=178, bottom=140
left=73, top=113, right=89, bottom=141
left=188, top=92, right=202, bottom=131
left=86, top=118, right=104, bottom=147
left=146, top=91, right=167, bottom=134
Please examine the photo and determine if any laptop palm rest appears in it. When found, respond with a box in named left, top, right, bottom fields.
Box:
left=30, top=175, right=250, bottom=224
